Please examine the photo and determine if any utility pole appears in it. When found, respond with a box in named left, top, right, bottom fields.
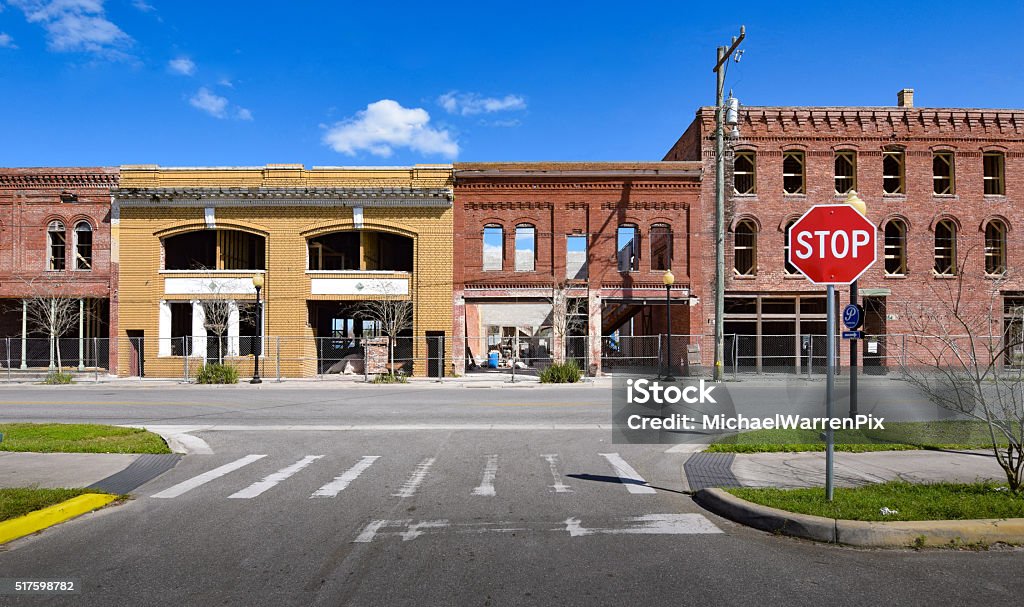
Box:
left=713, top=25, right=745, bottom=382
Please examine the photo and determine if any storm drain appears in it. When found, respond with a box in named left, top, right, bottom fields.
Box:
left=88, top=454, right=182, bottom=494
left=684, top=452, right=739, bottom=491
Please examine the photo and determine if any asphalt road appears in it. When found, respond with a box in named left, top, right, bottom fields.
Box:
left=0, top=383, right=1019, bottom=606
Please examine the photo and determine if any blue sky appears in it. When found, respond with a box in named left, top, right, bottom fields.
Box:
left=1, top=1, right=1022, bottom=167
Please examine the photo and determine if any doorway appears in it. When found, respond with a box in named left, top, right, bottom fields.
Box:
left=127, top=330, right=145, bottom=377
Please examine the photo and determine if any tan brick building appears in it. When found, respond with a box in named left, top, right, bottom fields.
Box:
left=113, top=164, right=453, bottom=378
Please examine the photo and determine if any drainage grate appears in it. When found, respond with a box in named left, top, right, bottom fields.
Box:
left=88, top=454, right=182, bottom=494
left=684, top=452, right=739, bottom=491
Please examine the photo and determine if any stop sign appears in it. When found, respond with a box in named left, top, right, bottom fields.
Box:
left=787, top=205, right=877, bottom=284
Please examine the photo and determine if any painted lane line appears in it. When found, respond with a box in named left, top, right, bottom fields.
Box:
left=228, top=455, right=324, bottom=499
left=563, top=514, right=722, bottom=537
left=393, top=457, right=436, bottom=498
left=471, top=454, right=499, bottom=496
left=400, top=520, right=449, bottom=541
left=353, top=519, right=395, bottom=543
left=541, top=454, right=572, bottom=493
left=599, top=453, right=657, bottom=494
left=151, top=454, right=267, bottom=499
left=310, top=456, right=380, bottom=498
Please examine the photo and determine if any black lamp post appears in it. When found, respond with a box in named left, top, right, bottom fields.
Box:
left=250, top=274, right=264, bottom=384
left=663, top=269, right=675, bottom=381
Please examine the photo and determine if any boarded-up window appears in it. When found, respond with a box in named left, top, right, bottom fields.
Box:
left=934, top=219, right=957, bottom=276
left=74, top=221, right=92, bottom=270
left=515, top=224, right=535, bottom=272
left=650, top=224, right=672, bottom=271
left=734, top=151, right=756, bottom=195
left=933, top=152, right=954, bottom=195
left=884, top=219, right=907, bottom=275
left=985, top=220, right=1007, bottom=275
left=783, top=220, right=798, bottom=274
left=883, top=151, right=904, bottom=194
left=617, top=225, right=639, bottom=272
left=783, top=151, right=805, bottom=194
left=984, top=152, right=1005, bottom=195
left=47, top=220, right=66, bottom=271
left=834, top=151, right=856, bottom=194
left=734, top=220, right=756, bottom=276
left=566, top=234, right=587, bottom=279
left=483, top=225, right=503, bottom=271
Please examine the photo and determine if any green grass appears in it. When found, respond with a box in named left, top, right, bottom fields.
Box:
left=0, top=488, right=116, bottom=522
left=706, top=420, right=1013, bottom=453
left=42, top=372, right=74, bottom=385
left=0, top=424, right=170, bottom=454
left=372, top=372, right=408, bottom=384
left=727, top=481, right=1024, bottom=522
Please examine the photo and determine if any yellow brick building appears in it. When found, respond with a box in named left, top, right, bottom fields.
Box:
left=112, top=164, right=453, bottom=378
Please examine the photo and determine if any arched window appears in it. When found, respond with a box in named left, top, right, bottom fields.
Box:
left=47, top=220, right=66, bottom=271
left=884, top=219, right=907, bottom=276
left=734, top=220, right=757, bottom=276
left=166, top=229, right=267, bottom=271
left=514, top=224, right=535, bottom=272
left=985, top=220, right=1007, bottom=276
left=617, top=224, right=639, bottom=272
left=650, top=223, right=672, bottom=271
left=74, top=221, right=93, bottom=270
left=783, top=220, right=797, bottom=275
left=934, top=219, right=957, bottom=276
left=482, top=224, right=503, bottom=271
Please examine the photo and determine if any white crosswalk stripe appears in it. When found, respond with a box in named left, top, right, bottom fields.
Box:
left=228, top=455, right=324, bottom=499
left=393, top=457, right=436, bottom=498
left=471, top=454, right=499, bottom=496
left=310, top=456, right=380, bottom=498
left=599, top=453, right=657, bottom=494
left=151, top=454, right=267, bottom=499
left=541, top=454, right=573, bottom=493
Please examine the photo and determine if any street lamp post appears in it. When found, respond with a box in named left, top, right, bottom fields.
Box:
left=250, top=274, right=264, bottom=384
left=663, top=269, right=675, bottom=381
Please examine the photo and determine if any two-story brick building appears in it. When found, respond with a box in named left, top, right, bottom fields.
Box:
left=0, top=167, right=118, bottom=371
left=664, top=89, right=1024, bottom=372
left=453, top=162, right=702, bottom=374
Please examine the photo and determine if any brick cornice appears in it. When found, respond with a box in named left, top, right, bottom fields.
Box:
left=0, top=172, right=119, bottom=188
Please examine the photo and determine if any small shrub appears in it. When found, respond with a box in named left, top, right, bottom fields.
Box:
left=195, top=363, right=239, bottom=384
left=540, top=360, right=583, bottom=384
left=42, top=372, right=74, bottom=385
left=372, top=372, right=408, bottom=384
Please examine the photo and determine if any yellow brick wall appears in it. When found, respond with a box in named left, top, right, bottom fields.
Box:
left=115, top=165, right=453, bottom=378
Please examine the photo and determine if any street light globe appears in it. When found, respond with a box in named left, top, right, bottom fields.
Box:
left=845, top=190, right=867, bottom=216
left=663, top=269, right=675, bottom=286
left=252, top=274, right=265, bottom=290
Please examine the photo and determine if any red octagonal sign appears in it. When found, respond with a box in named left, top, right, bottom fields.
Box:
left=787, top=204, right=877, bottom=285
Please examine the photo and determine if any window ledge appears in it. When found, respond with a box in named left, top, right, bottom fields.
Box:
left=984, top=273, right=1008, bottom=280
left=732, top=275, right=757, bottom=280
left=305, top=270, right=410, bottom=275
left=984, top=195, right=1007, bottom=201
left=732, top=193, right=758, bottom=199
left=932, top=194, right=958, bottom=200
left=160, top=269, right=267, bottom=274
left=783, top=274, right=805, bottom=279
left=883, top=274, right=908, bottom=279
left=783, top=193, right=807, bottom=198
left=932, top=273, right=958, bottom=279
left=882, top=193, right=907, bottom=199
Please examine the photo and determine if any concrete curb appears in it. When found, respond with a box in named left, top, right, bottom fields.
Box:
left=0, top=493, right=118, bottom=545
left=694, top=488, right=1024, bottom=547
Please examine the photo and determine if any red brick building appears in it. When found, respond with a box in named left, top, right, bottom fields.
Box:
left=664, top=90, right=1024, bottom=372
left=0, top=167, right=118, bottom=371
left=453, top=162, right=702, bottom=374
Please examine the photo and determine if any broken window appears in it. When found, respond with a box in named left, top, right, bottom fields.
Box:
left=166, top=230, right=266, bottom=271
left=565, top=234, right=587, bottom=279
left=73, top=222, right=92, bottom=270
left=515, top=224, right=535, bottom=272
left=934, top=219, right=957, bottom=276
left=985, top=219, right=1007, bottom=276
left=783, top=220, right=797, bottom=275
left=984, top=152, right=1005, bottom=195
left=834, top=151, right=856, bottom=194
left=169, top=301, right=193, bottom=356
left=617, top=224, right=639, bottom=272
left=47, top=220, right=66, bottom=271
left=883, top=151, right=905, bottom=194
left=734, top=220, right=757, bottom=276
left=307, top=231, right=410, bottom=272
left=483, top=225, right=503, bottom=271
left=782, top=151, right=805, bottom=194
left=650, top=223, right=672, bottom=271
left=734, top=151, right=756, bottom=195
left=933, top=152, right=955, bottom=195
left=884, top=219, right=907, bottom=276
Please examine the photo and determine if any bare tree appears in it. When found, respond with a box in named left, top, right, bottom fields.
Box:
left=196, top=270, right=257, bottom=365
left=15, top=277, right=87, bottom=371
left=357, top=283, right=413, bottom=373
left=899, top=248, right=1024, bottom=492
left=546, top=280, right=587, bottom=364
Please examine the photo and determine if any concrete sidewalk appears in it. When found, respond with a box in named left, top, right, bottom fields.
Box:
left=0, top=452, right=140, bottom=489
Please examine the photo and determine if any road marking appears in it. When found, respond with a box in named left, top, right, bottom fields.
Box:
left=151, top=454, right=266, bottom=499
left=228, top=455, right=324, bottom=499
left=400, top=520, right=449, bottom=541
left=393, top=457, right=436, bottom=498
left=541, top=454, right=572, bottom=493
left=471, top=454, right=499, bottom=496
left=131, top=424, right=608, bottom=432
left=310, top=456, right=380, bottom=498
left=563, top=514, right=722, bottom=537
left=599, top=453, right=657, bottom=494
left=353, top=519, right=394, bottom=543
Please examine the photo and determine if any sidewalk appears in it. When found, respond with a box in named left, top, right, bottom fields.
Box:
left=0, top=452, right=181, bottom=493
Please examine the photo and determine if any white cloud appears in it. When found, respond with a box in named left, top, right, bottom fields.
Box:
left=131, top=0, right=154, bottom=11
left=168, top=56, right=195, bottom=75
left=438, top=91, right=526, bottom=116
left=217, top=78, right=233, bottom=88
left=188, top=87, right=251, bottom=121
left=9, top=0, right=133, bottom=57
left=323, top=99, right=459, bottom=159
left=0, top=33, right=15, bottom=48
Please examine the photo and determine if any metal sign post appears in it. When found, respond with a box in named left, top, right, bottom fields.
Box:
left=825, top=285, right=836, bottom=501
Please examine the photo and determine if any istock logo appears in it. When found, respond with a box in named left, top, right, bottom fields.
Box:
left=626, top=378, right=717, bottom=405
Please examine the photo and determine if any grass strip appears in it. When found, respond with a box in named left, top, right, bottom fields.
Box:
left=727, top=481, right=1024, bottom=522
left=0, top=488, right=116, bottom=522
left=0, top=423, right=170, bottom=454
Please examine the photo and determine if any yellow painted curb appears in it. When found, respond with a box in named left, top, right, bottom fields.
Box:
left=0, top=493, right=118, bottom=545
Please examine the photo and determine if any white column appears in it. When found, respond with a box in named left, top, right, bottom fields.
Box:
left=227, top=301, right=240, bottom=357
left=49, top=299, right=56, bottom=370
left=191, top=300, right=207, bottom=359
left=78, top=298, right=85, bottom=370
left=588, top=290, right=602, bottom=376
left=20, top=299, right=27, bottom=369
left=158, top=300, right=172, bottom=357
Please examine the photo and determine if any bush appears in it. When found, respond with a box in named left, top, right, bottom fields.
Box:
left=540, top=360, right=583, bottom=384
left=195, top=363, right=239, bottom=384
left=42, top=372, right=74, bottom=385
left=372, top=372, right=408, bottom=384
